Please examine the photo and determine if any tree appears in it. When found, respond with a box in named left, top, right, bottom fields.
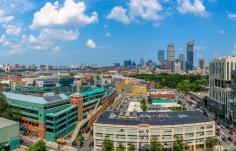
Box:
left=206, top=137, right=218, bottom=151
left=173, top=139, right=185, bottom=151
left=74, top=135, right=83, bottom=144
left=128, top=144, right=135, bottom=151
left=102, top=139, right=114, bottom=151
left=149, top=138, right=164, bottom=151
left=116, top=143, right=125, bottom=151
left=140, top=98, right=148, bottom=112
left=27, top=140, right=47, bottom=151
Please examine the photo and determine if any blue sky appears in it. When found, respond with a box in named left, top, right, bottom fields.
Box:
left=0, top=0, right=236, bottom=66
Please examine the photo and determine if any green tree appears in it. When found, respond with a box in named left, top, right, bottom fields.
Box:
left=140, top=98, right=148, bottom=112
left=116, top=143, right=125, bottom=151
left=149, top=138, right=164, bottom=151
left=102, top=139, right=114, bottom=151
left=206, top=137, right=218, bottom=151
left=173, top=139, right=185, bottom=151
left=74, top=135, right=83, bottom=144
left=128, top=144, right=135, bottom=151
left=27, top=140, right=47, bottom=151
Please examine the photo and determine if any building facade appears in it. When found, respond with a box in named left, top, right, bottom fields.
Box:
left=3, top=92, right=78, bottom=141
left=157, top=50, right=165, bottom=66
left=94, top=111, right=215, bottom=151
left=186, top=42, right=194, bottom=72
left=167, top=44, right=175, bottom=62
left=179, top=54, right=186, bottom=72
left=208, top=56, right=236, bottom=121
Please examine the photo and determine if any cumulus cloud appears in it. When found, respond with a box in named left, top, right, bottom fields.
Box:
left=86, top=39, right=96, bottom=49
left=129, top=0, right=163, bottom=21
left=107, top=6, right=130, bottom=24
left=177, top=0, right=209, bottom=17
left=31, top=0, right=98, bottom=28
left=0, top=10, right=14, bottom=23
left=4, top=25, right=21, bottom=36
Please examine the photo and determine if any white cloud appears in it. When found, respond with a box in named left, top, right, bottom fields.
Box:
left=107, top=6, right=130, bottom=24
left=0, top=9, right=14, bottom=23
left=177, top=0, right=209, bottom=17
left=105, top=32, right=112, bottom=37
left=0, top=34, right=12, bottom=46
left=228, top=13, right=236, bottom=21
left=31, top=0, right=98, bottom=28
left=0, top=0, right=36, bottom=14
left=86, top=39, right=96, bottom=49
left=52, top=46, right=61, bottom=52
left=218, top=30, right=224, bottom=34
left=4, top=25, right=21, bottom=36
left=129, top=0, right=163, bottom=21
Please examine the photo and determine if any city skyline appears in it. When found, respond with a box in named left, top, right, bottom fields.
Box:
left=0, top=0, right=236, bottom=65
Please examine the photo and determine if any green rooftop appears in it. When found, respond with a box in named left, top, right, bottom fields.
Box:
left=152, top=98, right=176, bottom=104
left=80, top=87, right=106, bottom=97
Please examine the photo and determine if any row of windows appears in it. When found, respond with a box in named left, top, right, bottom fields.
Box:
left=95, top=131, right=214, bottom=139
left=95, top=125, right=214, bottom=133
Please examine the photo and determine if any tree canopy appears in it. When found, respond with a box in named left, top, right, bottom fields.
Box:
left=128, top=144, right=135, bottom=151
left=131, top=73, right=208, bottom=92
left=140, top=98, right=148, bottom=112
left=206, top=137, right=219, bottom=151
left=27, top=140, right=47, bottom=151
left=173, top=139, right=185, bottom=151
left=149, top=139, right=164, bottom=151
left=102, top=139, right=114, bottom=151
left=116, top=143, right=125, bottom=151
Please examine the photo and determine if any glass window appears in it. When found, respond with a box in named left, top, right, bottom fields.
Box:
left=174, top=128, right=183, bottom=133
left=104, top=134, right=114, bottom=138
left=206, top=131, right=213, bottom=136
left=95, top=133, right=103, bottom=137
left=127, top=135, right=137, bottom=140
left=162, top=129, right=172, bottom=133
left=104, top=127, right=114, bottom=133
left=185, top=133, right=194, bottom=138
left=116, top=128, right=126, bottom=132
left=206, top=125, right=213, bottom=129
left=196, top=132, right=204, bottom=137
left=174, top=134, right=183, bottom=139
left=127, top=129, right=137, bottom=134
left=151, top=135, right=160, bottom=140
left=150, top=129, right=161, bottom=133
left=195, top=126, right=205, bottom=131
left=162, top=135, right=172, bottom=140
left=116, top=135, right=126, bottom=139
left=184, top=127, right=194, bottom=132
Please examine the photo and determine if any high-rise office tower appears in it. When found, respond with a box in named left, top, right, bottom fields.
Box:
left=199, top=58, right=206, bottom=71
left=208, top=56, right=236, bottom=121
left=167, top=44, right=175, bottom=62
left=179, top=54, right=186, bottom=71
left=157, top=50, right=165, bottom=65
left=140, top=58, right=145, bottom=67
left=186, top=41, right=194, bottom=72
left=124, top=60, right=132, bottom=68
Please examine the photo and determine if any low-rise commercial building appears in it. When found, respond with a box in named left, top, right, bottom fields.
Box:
left=0, top=117, right=20, bottom=150
left=3, top=92, right=78, bottom=142
left=115, top=78, right=147, bottom=94
left=94, top=111, right=215, bottom=151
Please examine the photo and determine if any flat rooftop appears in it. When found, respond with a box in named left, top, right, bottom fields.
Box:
left=3, top=92, right=68, bottom=105
left=79, top=87, right=106, bottom=97
left=0, top=117, right=18, bottom=129
left=95, top=111, right=213, bottom=126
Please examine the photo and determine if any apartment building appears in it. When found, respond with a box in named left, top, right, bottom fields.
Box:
left=208, top=56, right=236, bottom=120
left=94, top=111, right=215, bottom=151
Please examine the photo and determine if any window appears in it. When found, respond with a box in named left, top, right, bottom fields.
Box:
left=95, top=133, right=103, bottom=137
left=206, top=125, right=213, bottom=129
left=116, top=135, right=126, bottom=139
left=174, top=128, right=183, bottom=133
left=104, top=134, right=114, bottom=138
left=127, top=129, right=137, bottom=134
left=162, top=129, right=172, bottom=133
left=174, top=134, right=183, bottom=139
left=127, top=135, right=137, bottom=140
left=117, top=128, right=126, bottom=132
left=162, top=135, right=172, bottom=140
left=150, top=129, right=160, bottom=133
left=185, top=133, right=194, bottom=138
left=184, top=127, right=193, bottom=132
left=206, top=131, right=213, bottom=136
left=95, top=127, right=103, bottom=131
left=196, top=132, right=204, bottom=137
left=195, top=126, right=205, bottom=131
left=103, top=127, right=114, bottom=133
left=151, top=135, right=160, bottom=140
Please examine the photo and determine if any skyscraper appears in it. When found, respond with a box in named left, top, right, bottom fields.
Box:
left=179, top=53, right=185, bottom=71
left=157, top=50, right=165, bottom=65
left=199, top=58, right=206, bottom=71
left=140, top=58, right=145, bottom=67
left=186, top=41, right=194, bottom=71
left=124, top=60, right=132, bottom=68
left=167, top=44, right=175, bottom=62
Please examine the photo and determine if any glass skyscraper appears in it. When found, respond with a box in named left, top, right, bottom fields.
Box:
left=186, top=42, right=194, bottom=71
left=157, top=50, right=165, bottom=65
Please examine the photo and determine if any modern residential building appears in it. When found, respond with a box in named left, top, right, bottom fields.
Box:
left=179, top=53, right=186, bottom=71
left=199, top=59, right=206, bottom=73
left=208, top=56, right=236, bottom=121
left=167, top=44, right=175, bottom=62
left=186, top=42, right=194, bottom=72
left=157, top=50, right=165, bottom=66
left=3, top=92, right=78, bottom=142
left=94, top=111, right=215, bottom=151
left=0, top=117, right=20, bottom=150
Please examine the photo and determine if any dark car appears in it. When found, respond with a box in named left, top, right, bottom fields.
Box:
left=228, top=137, right=233, bottom=142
